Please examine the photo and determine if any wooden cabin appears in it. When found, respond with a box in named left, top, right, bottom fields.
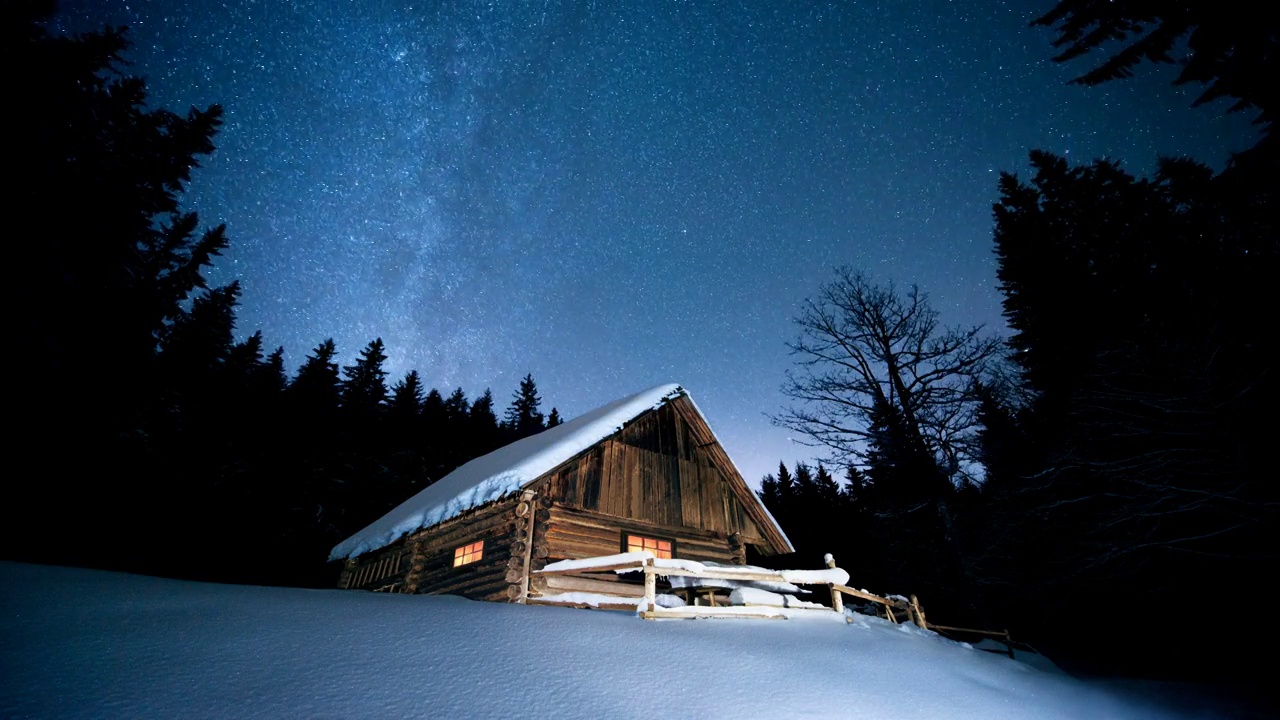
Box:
left=330, top=384, right=793, bottom=603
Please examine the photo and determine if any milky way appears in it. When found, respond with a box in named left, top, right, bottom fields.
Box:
left=57, top=0, right=1257, bottom=484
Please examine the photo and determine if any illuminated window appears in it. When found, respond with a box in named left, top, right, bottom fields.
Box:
left=626, top=535, right=673, bottom=559
left=453, top=540, right=484, bottom=567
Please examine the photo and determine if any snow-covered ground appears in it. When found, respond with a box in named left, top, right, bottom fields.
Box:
left=0, top=562, right=1240, bottom=718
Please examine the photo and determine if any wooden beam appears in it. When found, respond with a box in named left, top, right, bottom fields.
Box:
left=544, top=575, right=646, bottom=598
left=926, top=624, right=1011, bottom=639
left=535, top=561, right=647, bottom=576
left=527, top=598, right=639, bottom=611
left=646, top=566, right=791, bottom=583
left=640, top=608, right=787, bottom=621
left=830, top=583, right=893, bottom=607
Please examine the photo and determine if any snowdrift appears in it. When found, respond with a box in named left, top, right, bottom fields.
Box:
left=0, top=562, right=1204, bottom=718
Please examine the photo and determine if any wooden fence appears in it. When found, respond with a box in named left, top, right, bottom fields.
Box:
left=529, top=552, right=1017, bottom=655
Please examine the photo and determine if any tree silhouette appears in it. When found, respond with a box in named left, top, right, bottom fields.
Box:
left=6, top=4, right=232, bottom=569
left=988, top=148, right=1278, bottom=679
left=292, top=341, right=340, bottom=405
left=12, top=5, right=227, bottom=428
left=341, top=338, right=389, bottom=416
left=504, top=374, right=546, bottom=439
left=1034, top=1, right=1277, bottom=137
left=389, top=371, right=425, bottom=418
left=776, top=268, right=1003, bottom=485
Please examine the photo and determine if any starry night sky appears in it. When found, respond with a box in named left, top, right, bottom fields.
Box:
left=57, top=0, right=1257, bottom=485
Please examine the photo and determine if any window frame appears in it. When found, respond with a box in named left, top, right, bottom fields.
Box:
left=622, top=533, right=675, bottom=559
left=453, top=540, right=485, bottom=568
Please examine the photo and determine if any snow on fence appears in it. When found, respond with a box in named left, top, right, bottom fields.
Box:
left=530, top=552, right=867, bottom=621
left=530, top=551, right=1017, bottom=651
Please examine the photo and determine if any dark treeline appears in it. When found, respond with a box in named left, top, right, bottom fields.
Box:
left=4, top=3, right=562, bottom=589
left=763, top=1, right=1277, bottom=686
left=9, top=0, right=1278, bottom=689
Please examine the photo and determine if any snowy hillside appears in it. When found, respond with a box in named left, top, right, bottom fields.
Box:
left=0, top=562, right=1227, bottom=718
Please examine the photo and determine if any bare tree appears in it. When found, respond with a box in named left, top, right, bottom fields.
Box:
left=775, top=268, right=1004, bottom=484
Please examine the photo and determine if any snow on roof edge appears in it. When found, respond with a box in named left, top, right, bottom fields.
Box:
left=329, top=383, right=685, bottom=561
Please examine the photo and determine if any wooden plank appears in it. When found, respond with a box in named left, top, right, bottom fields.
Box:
left=535, top=560, right=646, bottom=576
left=601, top=439, right=619, bottom=517
left=545, top=540, right=618, bottom=561
left=665, top=439, right=682, bottom=527
left=927, top=624, right=1010, bottom=638
left=528, top=598, right=639, bottom=611
left=647, top=566, right=795, bottom=584
left=544, top=535, right=617, bottom=557
left=579, top=445, right=601, bottom=511
left=544, top=575, right=646, bottom=597
left=544, top=522, right=620, bottom=543
left=705, top=460, right=725, bottom=533
left=830, top=583, right=894, bottom=606
left=628, top=444, right=644, bottom=523
left=640, top=609, right=785, bottom=621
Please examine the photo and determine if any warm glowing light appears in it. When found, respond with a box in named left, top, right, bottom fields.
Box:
left=453, top=540, right=484, bottom=567
left=626, top=535, right=673, bottom=559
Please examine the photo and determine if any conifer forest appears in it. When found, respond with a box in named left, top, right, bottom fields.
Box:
left=6, top=0, right=1276, bottom=689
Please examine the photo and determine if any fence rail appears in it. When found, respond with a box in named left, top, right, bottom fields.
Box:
left=530, top=551, right=1017, bottom=654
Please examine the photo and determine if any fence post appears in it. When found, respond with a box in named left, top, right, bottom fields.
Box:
left=644, top=557, right=656, bottom=614
left=825, top=553, right=844, bottom=614
left=910, top=594, right=927, bottom=629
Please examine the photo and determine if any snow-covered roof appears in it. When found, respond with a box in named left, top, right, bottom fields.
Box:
left=331, top=384, right=704, bottom=561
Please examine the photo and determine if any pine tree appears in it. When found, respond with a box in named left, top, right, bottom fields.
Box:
left=340, top=338, right=389, bottom=415
left=158, top=282, right=241, bottom=382
left=13, top=6, right=228, bottom=437
left=759, top=471, right=780, bottom=507
left=793, top=462, right=817, bottom=503
left=289, top=339, right=341, bottom=415
left=814, top=463, right=841, bottom=504
left=1034, top=0, right=1276, bottom=139
left=227, top=330, right=265, bottom=381
left=389, top=370, right=425, bottom=417
left=443, top=387, right=471, bottom=422
left=422, top=388, right=447, bottom=429
left=546, top=407, right=563, bottom=428
left=775, top=462, right=795, bottom=509
left=842, top=466, right=868, bottom=504
left=469, top=389, right=501, bottom=454
left=505, top=374, right=546, bottom=439
left=259, top=347, right=289, bottom=395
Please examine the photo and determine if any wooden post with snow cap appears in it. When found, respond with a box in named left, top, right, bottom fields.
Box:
left=643, top=556, right=657, bottom=614
left=824, top=553, right=843, bottom=614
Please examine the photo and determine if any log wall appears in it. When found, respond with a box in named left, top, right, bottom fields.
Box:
left=545, top=398, right=771, bottom=545
left=402, top=495, right=525, bottom=602
left=543, top=504, right=740, bottom=564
